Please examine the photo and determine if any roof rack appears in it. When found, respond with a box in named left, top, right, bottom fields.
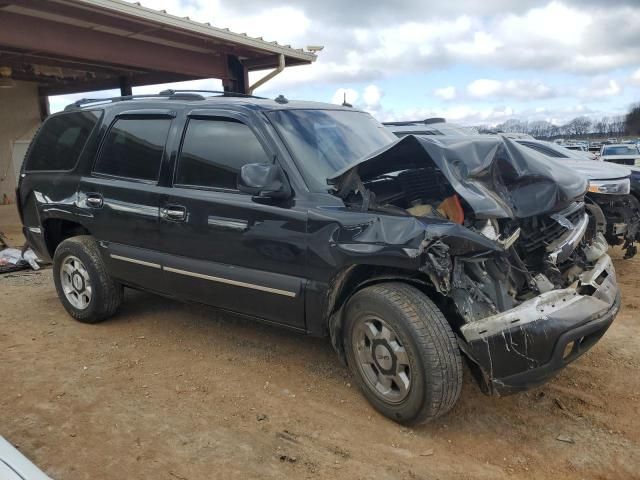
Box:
left=158, top=89, right=265, bottom=99
left=64, top=92, right=205, bottom=110
left=382, top=117, right=447, bottom=127
left=64, top=89, right=265, bottom=110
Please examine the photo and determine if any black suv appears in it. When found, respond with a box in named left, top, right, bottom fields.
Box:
left=17, top=91, right=620, bottom=425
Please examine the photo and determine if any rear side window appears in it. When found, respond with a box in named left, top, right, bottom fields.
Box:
left=93, top=118, right=171, bottom=182
left=175, top=119, right=270, bottom=190
left=25, top=111, right=100, bottom=171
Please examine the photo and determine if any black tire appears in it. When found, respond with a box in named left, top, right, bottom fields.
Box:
left=53, top=235, right=123, bottom=323
left=343, top=282, right=462, bottom=425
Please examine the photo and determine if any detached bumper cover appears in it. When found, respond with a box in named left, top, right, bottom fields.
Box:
left=460, top=254, right=619, bottom=394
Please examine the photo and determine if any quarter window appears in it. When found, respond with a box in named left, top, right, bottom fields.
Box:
left=93, top=118, right=171, bottom=181
left=25, top=111, right=101, bottom=171
left=176, top=119, right=270, bottom=190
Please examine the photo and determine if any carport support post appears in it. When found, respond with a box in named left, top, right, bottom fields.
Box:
left=119, top=76, right=132, bottom=96
left=37, top=87, right=50, bottom=121
left=223, top=55, right=249, bottom=94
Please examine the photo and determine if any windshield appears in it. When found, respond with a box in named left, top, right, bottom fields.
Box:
left=603, top=145, right=640, bottom=156
left=268, top=109, right=396, bottom=191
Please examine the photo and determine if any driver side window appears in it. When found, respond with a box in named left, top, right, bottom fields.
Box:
left=175, top=118, right=270, bottom=190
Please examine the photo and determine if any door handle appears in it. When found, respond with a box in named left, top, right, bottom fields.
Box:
left=86, top=193, right=103, bottom=208
left=160, top=205, right=187, bottom=222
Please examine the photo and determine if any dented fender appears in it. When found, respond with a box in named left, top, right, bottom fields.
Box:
left=306, top=207, right=504, bottom=342
left=310, top=208, right=501, bottom=293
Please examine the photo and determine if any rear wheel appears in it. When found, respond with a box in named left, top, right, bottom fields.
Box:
left=53, top=236, right=123, bottom=323
left=343, top=282, right=462, bottom=424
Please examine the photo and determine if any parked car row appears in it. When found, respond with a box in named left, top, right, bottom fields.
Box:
left=17, top=93, right=621, bottom=425
left=555, top=139, right=640, bottom=159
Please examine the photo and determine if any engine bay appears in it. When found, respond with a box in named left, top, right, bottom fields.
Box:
left=338, top=163, right=604, bottom=326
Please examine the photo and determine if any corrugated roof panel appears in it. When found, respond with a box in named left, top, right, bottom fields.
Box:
left=71, top=0, right=318, bottom=63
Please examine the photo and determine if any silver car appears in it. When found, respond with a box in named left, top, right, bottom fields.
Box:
left=600, top=144, right=640, bottom=166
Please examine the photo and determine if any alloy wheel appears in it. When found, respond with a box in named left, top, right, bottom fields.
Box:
left=60, top=255, right=92, bottom=310
left=352, top=316, right=412, bottom=403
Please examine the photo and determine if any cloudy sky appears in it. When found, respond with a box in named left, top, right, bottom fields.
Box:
left=50, top=0, right=640, bottom=126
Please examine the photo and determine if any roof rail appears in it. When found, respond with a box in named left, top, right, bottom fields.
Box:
left=158, top=89, right=265, bottom=99
left=64, top=92, right=206, bottom=110
left=64, top=89, right=266, bottom=110
left=382, top=117, right=447, bottom=127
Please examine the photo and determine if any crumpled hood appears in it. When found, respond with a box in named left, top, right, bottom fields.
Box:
left=562, top=159, right=630, bottom=181
left=328, top=134, right=588, bottom=219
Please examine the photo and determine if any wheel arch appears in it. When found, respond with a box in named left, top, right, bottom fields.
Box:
left=43, top=217, right=92, bottom=258
left=324, top=264, right=445, bottom=364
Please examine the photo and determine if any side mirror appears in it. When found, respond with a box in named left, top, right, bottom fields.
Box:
left=238, top=163, right=291, bottom=199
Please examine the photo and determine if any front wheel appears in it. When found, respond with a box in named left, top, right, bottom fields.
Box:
left=53, top=235, right=123, bottom=323
left=343, top=282, right=463, bottom=425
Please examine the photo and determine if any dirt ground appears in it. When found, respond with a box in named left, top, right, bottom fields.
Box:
left=1, top=204, right=639, bottom=479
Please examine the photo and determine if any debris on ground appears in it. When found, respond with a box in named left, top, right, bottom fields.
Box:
left=278, top=454, right=297, bottom=463
left=555, top=435, right=575, bottom=444
left=0, top=236, right=41, bottom=273
left=554, top=398, right=568, bottom=411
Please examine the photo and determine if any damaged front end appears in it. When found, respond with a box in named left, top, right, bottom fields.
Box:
left=328, top=134, right=621, bottom=395
left=454, top=212, right=619, bottom=394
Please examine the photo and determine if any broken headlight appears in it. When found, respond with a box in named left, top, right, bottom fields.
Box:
left=587, top=178, right=630, bottom=195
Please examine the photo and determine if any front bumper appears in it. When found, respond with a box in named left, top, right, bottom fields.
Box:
left=459, top=254, right=620, bottom=395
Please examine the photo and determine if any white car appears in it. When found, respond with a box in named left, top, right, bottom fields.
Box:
left=600, top=144, right=640, bottom=166
left=562, top=144, right=588, bottom=152
left=0, top=436, right=52, bottom=479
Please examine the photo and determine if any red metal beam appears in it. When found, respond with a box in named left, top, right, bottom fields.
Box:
left=11, top=0, right=257, bottom=58
left=0, top=49, right=149, bottom=75
left=39, top=72, right=199, bottom=96
left=25, top=0, right=316, bottom=64
left=0, top=11, right=229, bottom=79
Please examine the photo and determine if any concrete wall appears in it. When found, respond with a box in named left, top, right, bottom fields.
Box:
left=0, top=81, right=41, bottom=203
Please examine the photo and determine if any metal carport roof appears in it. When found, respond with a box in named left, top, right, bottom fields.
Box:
left=0, top=0, right=318, bottom=98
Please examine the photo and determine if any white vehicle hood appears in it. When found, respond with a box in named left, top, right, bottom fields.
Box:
left=563, top=159, right=631, bottom=181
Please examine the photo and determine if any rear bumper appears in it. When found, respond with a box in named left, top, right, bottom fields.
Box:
left=460, top=254, right=619, bottom=395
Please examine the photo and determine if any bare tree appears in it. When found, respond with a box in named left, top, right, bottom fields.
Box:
left=480, top=106, right=639, bottom=139
left=626, top=103, right=640, bottom=136
left=564, top=116, right=592, bottom=137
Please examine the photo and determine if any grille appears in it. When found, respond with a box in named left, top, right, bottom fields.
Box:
left=518, top=202, right=585, bottom=255
left=606, top=158, right=635, bottom=166
left=397, top=168, right=453, bottom=204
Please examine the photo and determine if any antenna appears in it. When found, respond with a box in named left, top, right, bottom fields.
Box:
left=342, top=92, right=352, bottom=108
